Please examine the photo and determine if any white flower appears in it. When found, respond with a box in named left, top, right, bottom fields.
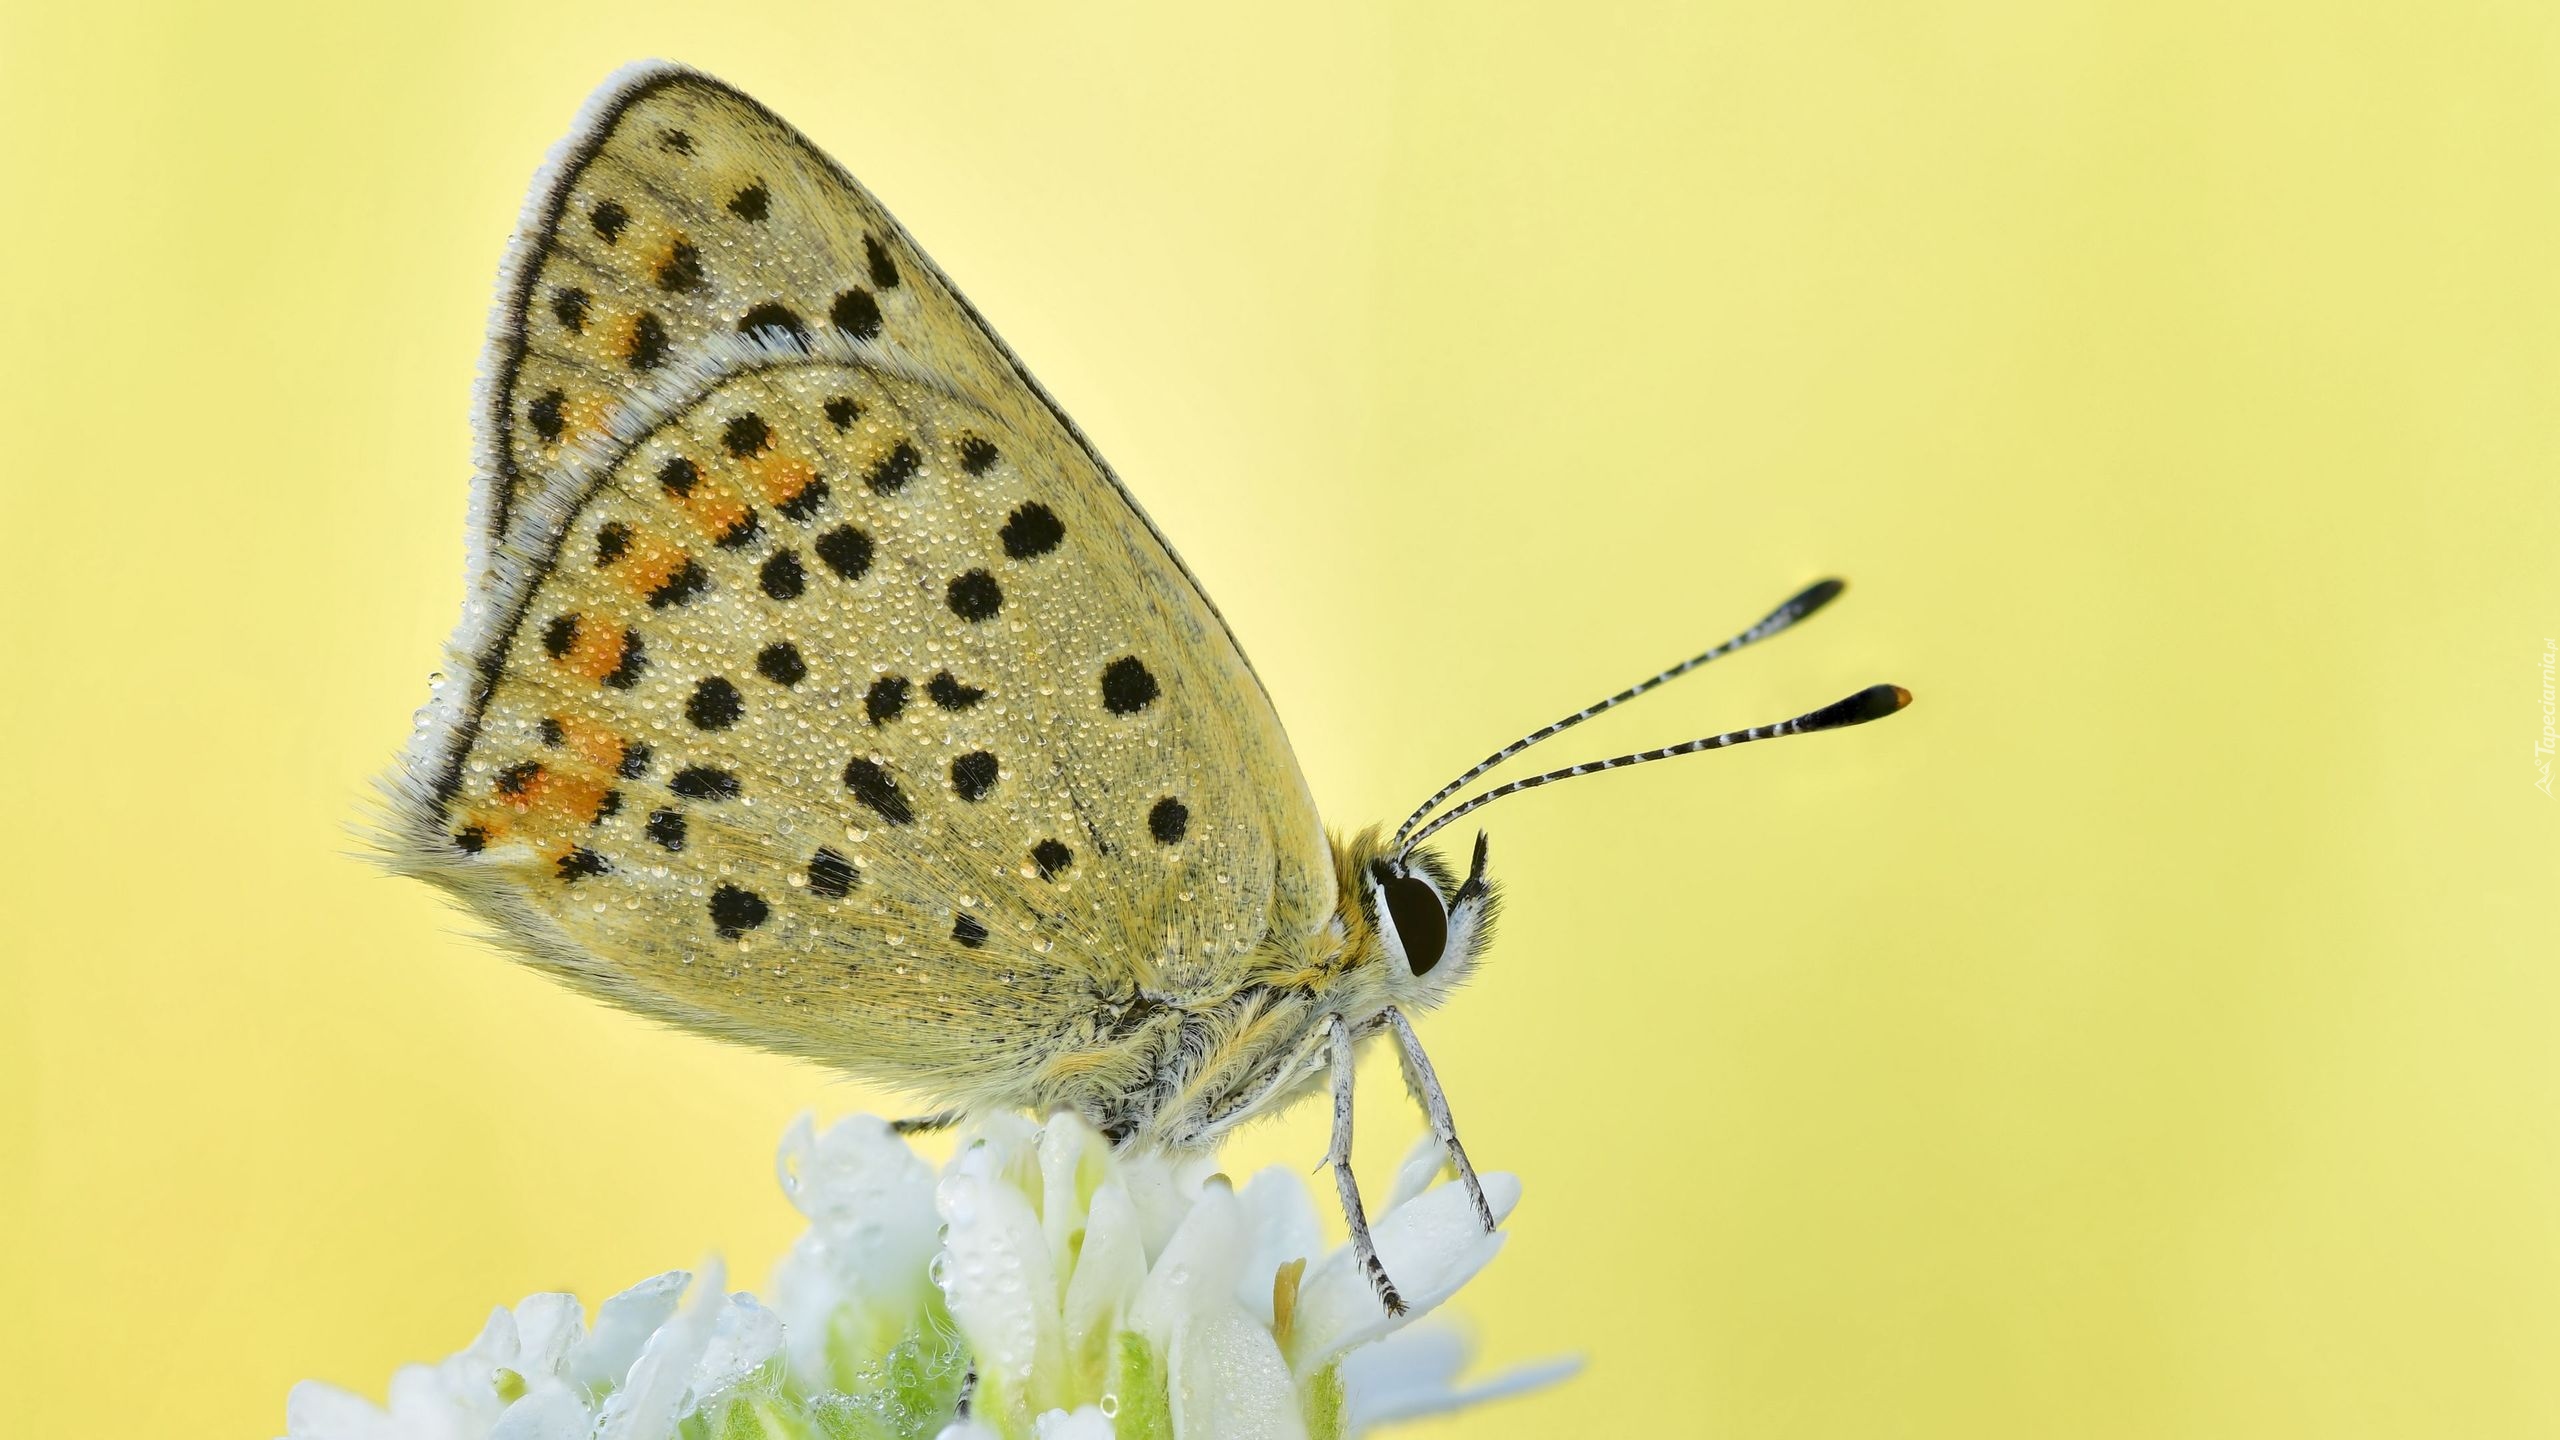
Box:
left=286, top=1113, right=1573, bottom=1440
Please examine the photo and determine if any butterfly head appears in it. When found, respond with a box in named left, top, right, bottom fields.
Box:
left=1336, top=827, right=1501, bottom=1004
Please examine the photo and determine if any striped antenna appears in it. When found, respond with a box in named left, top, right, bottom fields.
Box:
left=1389, top=578, right=1849, bottom=851
left=1401, top=683, right=1912, bottom=852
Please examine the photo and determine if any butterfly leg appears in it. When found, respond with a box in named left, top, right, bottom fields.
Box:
left=1326, top=1013, right=1406, bottom=1316
left=1382, top=1007, right=1496, bottom=1233
left=891, top=1109, right=964, bottom=1135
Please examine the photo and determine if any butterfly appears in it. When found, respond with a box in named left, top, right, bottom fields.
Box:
left=381, top=61, right=1910, bottom=1315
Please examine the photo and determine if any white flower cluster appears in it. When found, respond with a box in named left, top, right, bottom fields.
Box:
left=285, top=1113, right=1572, bottom=1440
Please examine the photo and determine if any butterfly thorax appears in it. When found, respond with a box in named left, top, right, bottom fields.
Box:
left=1063, top=827, right=1499, bottom=1149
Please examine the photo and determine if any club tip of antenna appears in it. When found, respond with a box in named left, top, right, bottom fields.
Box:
left=1807, top=682, right=1913, bottom=730
left=1858, top=683, right=1914, bottom=719
left=1795, top=577, right=1848, bottom=613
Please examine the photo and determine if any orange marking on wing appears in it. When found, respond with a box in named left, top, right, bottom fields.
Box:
left=553, top=714, right=630, bottom=772
left=564, top=391, right=614, bottom=440
left=494, top=766, right=547, bottom=812
left=750, top=454, right=818, bottom=508
left=560, top=618, right=628, bottom=682
left=534, top=774, right=611, bottom=829
left=672, top=476, right=751, bottom=543
left=492, top=763, right=606, bottom=840
left=616, top=532, right=692, bottom=600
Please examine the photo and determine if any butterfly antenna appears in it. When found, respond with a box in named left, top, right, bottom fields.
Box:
left=1400, top=683, right=1912, bottom=852
left=1389, top=578, right=1849, bottom=851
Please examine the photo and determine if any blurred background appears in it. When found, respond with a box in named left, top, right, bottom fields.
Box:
left=5, top=3, right=2557, bottom=1436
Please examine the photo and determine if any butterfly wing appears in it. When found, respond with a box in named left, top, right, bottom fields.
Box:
left=385, top=64, right=1335, bottom=1106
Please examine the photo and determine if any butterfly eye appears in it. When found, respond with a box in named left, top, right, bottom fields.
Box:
left=1380, top=873, right=1449, bottom=977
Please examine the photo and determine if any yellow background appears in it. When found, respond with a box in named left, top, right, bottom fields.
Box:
left=4, top=3, right=2556, bottom=1435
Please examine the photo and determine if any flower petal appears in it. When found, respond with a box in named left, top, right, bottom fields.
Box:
left=1038, top=1115, right=1111, bottom=1290
left=487, top=1381, right=592, bottom=1440
left=387, top=1355, right=495, bottom=1435
left=283, top=1381, right=398, bottom=1440
left=690, top=1293, right=785, bottom=1402
left=1232, top=1167, right=1323, bottom=1327
left=1383, top=1135, right=1445, bottom=1214
left=594, top=1259, right=726, bottom=1440
left=1128, top=1184, right=1245, bottom=1350
left=1168, top=1306, right=1309, bottom=1440
left=939, top=1136, right=1066, bottom=1423
left=1117, top=1149, right=1220, bottom=1257
left=1343, top=1339, right=1582, bottom=1430
left=568, top=1270, right=687, bottom=1390
left=1061, top=1174, right=1148, bottom=1386
left=769, top=1114, right=944, bottom=1389
left=1284, top=1173, right=1520, bottom=1373
left=508, top=1294, right=583, bottom=1382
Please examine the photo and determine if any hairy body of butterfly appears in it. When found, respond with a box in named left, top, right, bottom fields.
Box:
left=382, top=62, right=1905, bottom=1316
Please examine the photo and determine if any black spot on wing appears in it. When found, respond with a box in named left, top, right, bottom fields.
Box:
left=528, top=389, right=566, bottom=442
left=1101, top=657, right=1159, bottom=714
left=541, top=613, right=579, bottom=659
left=670, top=765, right=739, bottom=801
left=686, top=677, right=744, bottom=730
left=816, top=526, right=874, bottom=581
left=722, top=414, right=771, bottom=458
left=656, top=239, right=704, bottom=293
left=808, top=847, right=857, bottom=897
left=709, top=885, right=769, bottom=938
left=757, top=640, right=806, bottom=687
left=865, top=442, right=920, bottom=495
left=929, top=672, right=987, bottom=710
left=950, top=750, right=999, bottom=802
left=830, top=288, right=882, bottom=341
left=865, top=233, right=901, bottom=288
left=628, top=311, right=668, bottom=371
left=1148, top=796, right=1189, bottom=844
left=865, top=675, right=910, bottom=725
left=1000, top=503, right=1064, bottom=559
left=647, top=559, right=710, bottom=609
left=1031, top=839, right=1073, bottom=880
left=551, top=286, right=589, bottom=333
left=760, top=549, right=806, bottom=600
left=842, top=757, right=913, bottom=825
left=737, top=302, right=809, bottom=347
left=946, top=570, right=1002, bottom=622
